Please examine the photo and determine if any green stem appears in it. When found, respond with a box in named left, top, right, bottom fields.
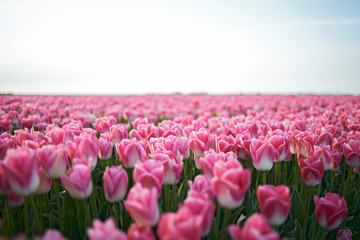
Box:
left=113, top=203, right=119, bottom=227
left=24, top=199, right=29, bottom=234
left=322, top=229, right=327, bottom=240
left=29, top=195, right=42, bottom=235
left=283, top=161, right=287, bottom=185
left=220, top=209, right=231, bottom=240
left=4, top=197, right=13, bottom=236
left=262, top=171, right=266, bottom=185
left=44, top=193, right=50, bottom=213
left=294, top=155, right=299, bottom=188
left=255, top=171, right=260, bottom=189
left=304, top=186, right=314, bottom=236
left=90, top=179, right=98, bottom=219
left=37, top=196, right=44, bottom=232
left=329, top=171, right=334, bottom=192
left=274, top=162, right=278, bottom=185
left=310, top=214, right=317, bottom=240
left=55, top=180, right=63, bottom=232
left=342, top=167, right=353, bottom=197
left=165, top=185, right=170, bottom=212
left=119, top=202, right=123, bottom=229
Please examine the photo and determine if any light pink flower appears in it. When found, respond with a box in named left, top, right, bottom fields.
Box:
left=39, top=144, right=68, bottom=179
left=60, top=160, right=92, bottom=199
left=87, top=218, right=127, bottom=240
left=2, top=148, right=40, bottom=196
left=103, top=166, right=128, bottom=203
left=124, top=184, right=159, bottom=226
left=314, top=193, right=348, bottom=230
left=257, top=185, right=290, bottom=226
left=133, top=159, right=164, bottom=196
left=211, top=159, right=251, bottom=209
left=250, top=139, right=278, bottom=171
left=116, top=139, right=147, bottom=168
left=228, top=214, right=279, bottom=240
left=127, top=223, right=156, bottom=240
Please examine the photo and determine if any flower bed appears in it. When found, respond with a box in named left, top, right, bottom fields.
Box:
left=0, top=95, right=359, bottom=239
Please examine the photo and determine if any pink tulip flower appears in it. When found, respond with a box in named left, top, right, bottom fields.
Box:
left=2, top=148, right=40, bottom=196
left=60, top=160, right=92, bottom=199
left=87, top=218, right=127, bottom=240
left=103, top=166, right=128, bottom=203
left=211, top=159, right=251, bottom=209
left=314, top=193, right=348, bottom=230
left=228, top=214, right=279, bottom=240
left=124, top=183, right=159, bottom=226
left=257, top=185, right=290, bottom=226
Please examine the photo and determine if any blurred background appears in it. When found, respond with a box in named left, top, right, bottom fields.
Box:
left=0, top=0, right=359, bottom=95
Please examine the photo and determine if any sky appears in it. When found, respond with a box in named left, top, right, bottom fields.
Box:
left=0, top=0, right=360, bottom=95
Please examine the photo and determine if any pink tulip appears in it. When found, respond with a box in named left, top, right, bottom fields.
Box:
left=314, top=145, right=332, bottom=171
left=157, top=208, right=202, bottom=240
left=39, top=144, right=68, bottom=179
left=181, top=190, right=215, bottom=236
left=35, top=168, right=53, bottom=195
left=216, top=134, right=237, bottom=154
left=98, top=138, right=113, bottom=160
left=34, top=229, right=68, bottom=240
left=315, top=131, right=333, bottom=147
left=124, top=183, right=159, bottom=226
left=199, top=150, right=226, bottom=178
left=109, top=124, right=130, bottom=145
left=211, top=159, right=251, bottom=209
left=250, top=139, right=278, bottom=171
left=236, top=133, right=251, bottom=159
left=299, top=155, right=324, bottom=186
left=87, top=218, right=127, bottom=240
left=92, top=116, right=117, bottom=134
left=116, top=139, right=147, bottom=168
left=314, top=193, right=348, bottom=230
left=188, top=128, right=215, bottom=158
left=343, top=139, right=360, bottom=167
left=150, top=151, right=183, bottom=185
left=330, top=151, right=342, bottom=171
left=60, top=160, right=92, bottom=199
left=336, top=229, right=352, bottom=240
left=297, top=131, right=316, bottom=158
left=46, top=127, right=65, bottom=145
left=188, top=175, right=215, bottom=201
left=103, top=166, right=128, bottom=203
left=257, top=185, right=290, bottom=226
left=228, top=214, right=279, bottom=240
left=267, top=134, right=292, bottom=162
left=133, top=159, right=164, bottom=196
left=2, top=148, right=40, bottom=196
left=127, top=223, right=156, bottom=240
left=74, top=134, right=100, bottom=170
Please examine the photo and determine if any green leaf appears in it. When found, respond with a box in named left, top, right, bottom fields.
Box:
left=290, top=186, right=305, bottom=229
left=207, top=218, right=219, bottom=240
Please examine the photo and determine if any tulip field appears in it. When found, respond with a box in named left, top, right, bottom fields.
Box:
left=1, top=94, right=360, bottom=240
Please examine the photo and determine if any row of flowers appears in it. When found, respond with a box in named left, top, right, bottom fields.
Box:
left=0, top=95, right=359, bottom=239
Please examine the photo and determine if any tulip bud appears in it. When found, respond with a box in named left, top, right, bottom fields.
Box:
left=3, top=148, right=40, bottom=196
left=103, top=166, right=128, bottom=203
left=257, top=185, right=290, bottom=226
left=87, top=218, right=127, bottom=240
left=124, top=184, right=159, bottom=226
left=211, top=159, right=251, bottom=209
left=60, top=160, right=92, bottom=199
left=228, top=214, right=279, bottom=240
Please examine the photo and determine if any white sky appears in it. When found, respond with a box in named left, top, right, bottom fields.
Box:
left=0, top=0, right=360, bottom=94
